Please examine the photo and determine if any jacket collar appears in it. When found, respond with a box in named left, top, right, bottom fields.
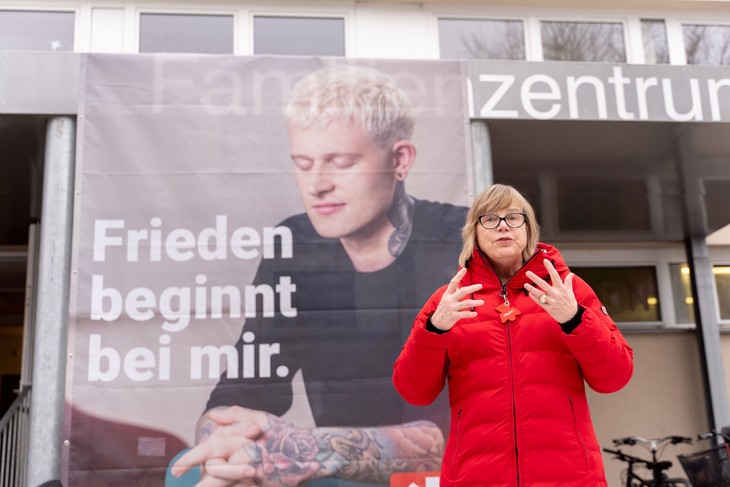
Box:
left=465, top=242, right=568, bottom=290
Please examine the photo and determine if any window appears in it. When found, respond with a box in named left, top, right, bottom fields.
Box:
left=439, top=18, right=525, bottom=60
left=541, top=20, right=626, bottom=62
left=641, top=19, right=669, bottom=64
left=715, top=265, right=730, bottom=320
left=556, top=177, right=650, bottom=232
left=140, top=13, right=233, bottom=54
left=670, top=264, right=730, bottom=322
left=0, top=10, right=74, bottom=51
left=574, top=266, right=661, bottom=322
left=253, top=16, right=344, bottom=56
left=683, top=24, right=730, bottom=65
left=669, top=263, right=695, bottom=324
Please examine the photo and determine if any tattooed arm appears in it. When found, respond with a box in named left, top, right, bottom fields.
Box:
left=172, top=406, right=444, bottom=486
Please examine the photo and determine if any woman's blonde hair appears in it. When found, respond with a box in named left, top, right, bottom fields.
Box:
left=458, top=184, right=540, bottom=266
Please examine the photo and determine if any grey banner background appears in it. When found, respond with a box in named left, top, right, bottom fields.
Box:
left=67, top=54, right=471, bottom=461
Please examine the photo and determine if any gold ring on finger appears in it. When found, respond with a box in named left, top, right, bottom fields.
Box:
left=539, top=293, right=548, bottom=304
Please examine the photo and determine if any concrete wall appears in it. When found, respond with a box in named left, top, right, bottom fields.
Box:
left=590, top=331, right=711, bottom=486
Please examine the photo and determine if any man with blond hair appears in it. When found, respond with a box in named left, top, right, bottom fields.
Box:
left=172, top=65, right=466, bottom=487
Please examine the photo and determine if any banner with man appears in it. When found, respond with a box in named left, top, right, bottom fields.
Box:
left=67, top=54, right=471, bottom=487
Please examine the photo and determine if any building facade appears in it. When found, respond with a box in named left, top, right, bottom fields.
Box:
left=1, top=1, right=730, bottom=486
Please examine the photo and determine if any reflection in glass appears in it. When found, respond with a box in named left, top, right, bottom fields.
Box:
left=574, top=266, right=661, bottom=322
left=439, top=18, right=525, bottom=60
left=0, top=10, right=74, bottom=51
left=140, top=13, right=233, bottom=54
left=715, top=265, right=730, bottom=320
left=669, top=263, right=695, bottom=324
left=672, top=264, right=730, bottom=322
left=254, top=16, right=344, bottom=56
left=683, top=24, right=730, bottom=65
left=541, top=21, right=626, bottom=62
left=641, top=19, right=669, bottom=64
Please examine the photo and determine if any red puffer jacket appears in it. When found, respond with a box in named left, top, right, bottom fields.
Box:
left=393, top=243, right=633, bottom=487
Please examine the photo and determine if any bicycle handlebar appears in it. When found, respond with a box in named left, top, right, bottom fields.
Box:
left=612, top=435, right=693, bottom=449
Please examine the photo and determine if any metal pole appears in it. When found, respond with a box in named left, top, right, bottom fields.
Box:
left=675, top=125, right=730, bottom=431
left=25, top=116, right=76, bottom=487
left=470, top=120, right=493, bottom=196
left=686, top=237, right=730, bottom=430
left=21, top=223, right=39, bottom=388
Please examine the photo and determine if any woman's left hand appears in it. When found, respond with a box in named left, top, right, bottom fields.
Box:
left=524, top=259, right=579, bottom=324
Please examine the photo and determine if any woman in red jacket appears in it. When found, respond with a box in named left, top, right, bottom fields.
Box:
left=393, top=184, right=634, bottom=487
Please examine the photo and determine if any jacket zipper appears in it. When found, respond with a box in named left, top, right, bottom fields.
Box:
left=505, top=302, right=520, bottom=487
left=496, top=282, right=522, bottom=486
left=472, top=247, right=546, bottom=486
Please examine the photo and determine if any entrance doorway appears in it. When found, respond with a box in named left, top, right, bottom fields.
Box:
left=0, top=116, right=46, bottom=415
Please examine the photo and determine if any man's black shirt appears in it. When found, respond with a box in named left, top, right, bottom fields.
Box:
left=206, top=198, right=467, bottom=433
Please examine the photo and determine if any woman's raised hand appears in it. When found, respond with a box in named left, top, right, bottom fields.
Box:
left=525, top=259, right=579, bottom=324
left=430, top=268, right=484, bottom=331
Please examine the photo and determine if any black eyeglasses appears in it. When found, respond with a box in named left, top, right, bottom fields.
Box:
left=478, top=212, right=527, bottom=229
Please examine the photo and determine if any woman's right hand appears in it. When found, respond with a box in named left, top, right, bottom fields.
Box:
left=429, top=268, right=483, bottom=331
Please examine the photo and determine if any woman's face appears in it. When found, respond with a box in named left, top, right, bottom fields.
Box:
left=475, top=203, right=528, bottom=270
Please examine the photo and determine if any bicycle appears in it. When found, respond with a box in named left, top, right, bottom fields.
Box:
left=603, top=435, right=693, bottom=486
left=677, top=430, right=730, bottom=487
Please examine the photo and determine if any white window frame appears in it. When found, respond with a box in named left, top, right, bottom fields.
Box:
left=659, top=10, right=730, bottom=65
left=560, top=244, right=730, bottom=331
left=562, top=245, right=692, bottom=330
left=710, top=246, right=730, bottom=328
left=0, top=5, right=80, bottom=52
left=630, top=17, right=672, bottom=65
left=428, top=6, right=730, bottom=66
left=624, top=11, right=697, bottom=65
left=248, top=7, right=350, bottom=57
left=532, top=13, right=633, bottom=63
left=673, top=18, right=730, bottom=66
left=713, top=262, right=730, bottom=326
left=431, top=13, right=530, bottom=61
left=666, top=257, right=730, bottom=329
left=134, top=7, right=238, bottom=54
left=533, top=172, right=673, bottom=242
left=427, top=6, right=534, bottom=60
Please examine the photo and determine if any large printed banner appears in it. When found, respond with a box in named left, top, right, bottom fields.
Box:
left=66, top=54, right=471, bottom=487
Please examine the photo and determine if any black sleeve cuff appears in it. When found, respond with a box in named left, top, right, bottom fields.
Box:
left=426, top=316, right=450, bottom=335
left=560, top=306, right=584, bottom=334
